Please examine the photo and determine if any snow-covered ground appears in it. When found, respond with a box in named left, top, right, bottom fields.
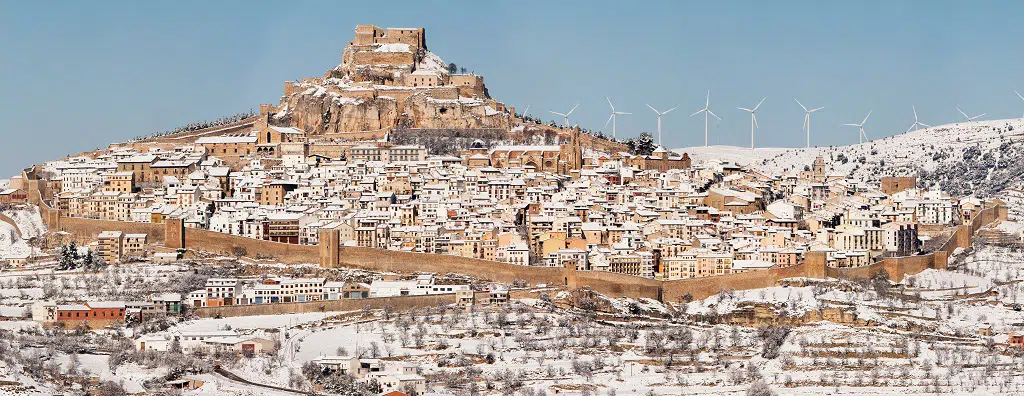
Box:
left=675, top=118, right=1024, bottom=189
left=0, top=205, right=45, bottom=260
left=2, top=206, right=45, bottom=239
left=0, top=221, right=32, bottom=260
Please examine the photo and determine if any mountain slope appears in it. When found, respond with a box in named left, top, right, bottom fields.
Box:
left=675, top=118, right=1024, bottom=197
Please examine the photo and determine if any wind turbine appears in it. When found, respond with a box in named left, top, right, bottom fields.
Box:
left=956, top=106, right=986, bottom=122
left=604, top=97, right=631, bottom=139
left=690, top=90, right=720, bottom=147
left=737, top=97, right=766, bottom=149
left=906, top=105, right=930, bottom=133
left=520, top=104, right=531, bottom=120
left=549, top=103, right=578, bottom=128
left=842, top=111, right=872, bottom=144
left=794, top=99, right=823, bottom=148
left=1016, top=90, right=1024, bottom=117
left=645, top=103, right=678, bottom=146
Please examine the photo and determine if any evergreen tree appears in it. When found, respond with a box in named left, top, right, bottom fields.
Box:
left=59, top=241, right=80, bottom=270
left=633, top=132, right=656, bottom=156
left=82, top=250, right=95, bottom=270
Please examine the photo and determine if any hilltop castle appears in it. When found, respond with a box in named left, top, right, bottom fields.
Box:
left=260, top=24, right=512, bottom=134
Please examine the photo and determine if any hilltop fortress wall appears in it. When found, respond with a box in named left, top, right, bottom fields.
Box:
left=22, top=167, right=1008, bottom=302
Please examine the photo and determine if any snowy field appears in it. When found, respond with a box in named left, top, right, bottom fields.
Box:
left=0, top=205, right=45, bottom=260
left=675, top=118, right=1024, bottom=188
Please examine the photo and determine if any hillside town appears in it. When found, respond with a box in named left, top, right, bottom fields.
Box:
left=1, top=20, right=1023, bottom=396
left=12, top=126, right=978, bottom=280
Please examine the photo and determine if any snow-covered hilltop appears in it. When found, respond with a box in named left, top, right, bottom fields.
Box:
left=676, top=118, right=1024, bottom=197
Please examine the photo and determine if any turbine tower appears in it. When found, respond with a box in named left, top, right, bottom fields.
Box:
left=690, top=90, right=720, bottom=147
left=842, top=111, right=872, bottom=144
left=645, top=103, right=678, bottom=147
left=956, top=106, right=986, bottom=122
left=1016, top=90, right=1024, bottom=117
left=737, top=97, right=766, bottom=149
left=604, top=97, right=631, bottom=139
left=549, top=103, right=578, bottom=128
left=794, top=99, right=823, bottom=148
left=906, top=105, right=930, bottom=133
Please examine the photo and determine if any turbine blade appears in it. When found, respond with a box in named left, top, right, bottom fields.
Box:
left=664, top=105, right=679, bottom=114
left=957, top=107, right=968, bottom=120
left=842, top=123, right=859, bottom=127
left=618, top=112, right=632, bottom=115
left=605, top=113, right=614, bottom=129
left=977, top=113, right=987, bottom=118
left=906, top=123, right=915, bottom=133
left=647, top=103, right=659, bottom=113
left=566, top=103, right=579, bottom=116
left=794, top=98, right=807, bottom=112
left=810, top=107, right=824, bottom=112
left=753, top=97, right=766, bottom=111
left=1016, top=90, right=1024, bottom=101
left=690, top=109, right=704, bottom=117
left=862, top=111, right=871, bottom=125
left=708, top=110, right=721, bottom=120
left=549, top=111, right=565, bottom=116
left=737, top=107, right=752, bottom=112
left=607, top=96, right=614, bottom=110
left=913, top=105, right=918, bottom=119
left=919, top=122, right=930, bottom=127
left=753, top=114, right=759, bottom=129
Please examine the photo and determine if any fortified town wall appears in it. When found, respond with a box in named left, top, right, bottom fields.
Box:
left=23, top=168, right=1008, bottom=302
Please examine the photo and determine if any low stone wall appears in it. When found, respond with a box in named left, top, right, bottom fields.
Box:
left=567, top=269, right=663, bottom=300
left=0, top=213, right=22, bottom=239
left=330, top=245, right=566, bottom=286
left=826, top=253, right=940, bottom=282
left=58, top=217, right=164, bottom=243
left=662, top=258, right=825, bottom=302
left=194, top=293, right=455, bottom=318
left=182, top=227, right=319, bottom=264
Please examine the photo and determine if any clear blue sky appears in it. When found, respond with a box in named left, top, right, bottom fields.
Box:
left=2, top=1, right=1023, bottom=176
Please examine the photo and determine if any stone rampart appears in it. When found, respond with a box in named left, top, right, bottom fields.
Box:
left=58, top=217, right=164, bottom=243
left=0, top=213, right=22, bottom=239
left=194, top=293, right=454, bottom=318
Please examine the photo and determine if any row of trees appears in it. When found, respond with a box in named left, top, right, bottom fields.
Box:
left=131, top=111, right=256, bottom=141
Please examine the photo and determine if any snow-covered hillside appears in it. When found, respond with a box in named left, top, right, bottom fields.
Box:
left=0, top=221, right=31, bottom=259
left=676, top=118, right=1024, bottom=197
left=0, top=206, right=45, bottom=259
left=3, top=206, right=46, bottom=239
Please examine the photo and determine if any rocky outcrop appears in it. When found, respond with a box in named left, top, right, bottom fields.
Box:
left=268, top=24, right=512, bottom=135
left=278, top=88, right=511, bottom=134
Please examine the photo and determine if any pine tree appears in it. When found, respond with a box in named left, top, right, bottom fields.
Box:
left=59, top=242, right=80, bottom=270
left=82, top=250, right=95, bottom=270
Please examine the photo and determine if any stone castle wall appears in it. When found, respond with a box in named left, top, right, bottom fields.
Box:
left=194, top=292, right=453, bottom=318
left=880, top=176, right=918, bottom=195
left=351, top=51, right=416, bottom=67
left=57, top=217, right=165, bottom=244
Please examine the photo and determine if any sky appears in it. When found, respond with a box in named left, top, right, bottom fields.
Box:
left=2, top=1, right=1023, bottom=176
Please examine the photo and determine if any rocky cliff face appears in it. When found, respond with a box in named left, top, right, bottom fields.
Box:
left=270, top=31, right=511, bottom=134
left=277, top=89, right=512, bottom=134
